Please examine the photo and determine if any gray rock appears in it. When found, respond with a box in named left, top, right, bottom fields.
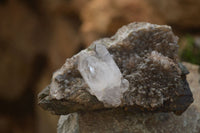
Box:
left=57, top=113, right=79, bottom=133
left=38, top=22, right=193, bottom=115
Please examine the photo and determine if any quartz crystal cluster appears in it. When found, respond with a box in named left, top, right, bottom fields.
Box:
left=39, top=22, right=193, bottom=115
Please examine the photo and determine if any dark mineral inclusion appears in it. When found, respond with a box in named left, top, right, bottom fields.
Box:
left=38, top=22, right=193, bottom=115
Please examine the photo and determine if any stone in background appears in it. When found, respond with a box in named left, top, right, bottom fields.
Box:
left=148, top=0, right=200, bottom=29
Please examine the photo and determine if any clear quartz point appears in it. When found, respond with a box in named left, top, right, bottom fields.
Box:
left=78, top=44, right=129, bottom=107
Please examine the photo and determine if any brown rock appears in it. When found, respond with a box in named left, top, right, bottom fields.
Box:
left=148, top=0, right=200, bottom=29
left=80, top=0, right=164, bottom=46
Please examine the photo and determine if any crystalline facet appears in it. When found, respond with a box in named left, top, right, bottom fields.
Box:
left=78, top=44, right=129, bottom=107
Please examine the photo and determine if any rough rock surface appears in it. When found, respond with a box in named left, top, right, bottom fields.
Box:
left=57, top=62, right=200, bottom=133
left=57, top=113, right=79, bottom=133
left=38, top=22, right=193, bottom=115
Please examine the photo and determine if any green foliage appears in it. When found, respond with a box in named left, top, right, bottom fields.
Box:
left=180, top=35, right=200, bottom=65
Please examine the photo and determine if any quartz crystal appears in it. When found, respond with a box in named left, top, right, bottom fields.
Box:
left=78, top=44, right=129, bottom=107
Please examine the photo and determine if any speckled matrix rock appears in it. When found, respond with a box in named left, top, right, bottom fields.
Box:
left=38, top=22, right=193, bottom=115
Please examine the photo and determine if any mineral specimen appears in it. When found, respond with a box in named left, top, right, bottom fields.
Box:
left=38, top=22, right=193, bottom=115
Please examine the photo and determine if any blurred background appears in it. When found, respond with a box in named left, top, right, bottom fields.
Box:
left=0, top=0, right=200, bottom=132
